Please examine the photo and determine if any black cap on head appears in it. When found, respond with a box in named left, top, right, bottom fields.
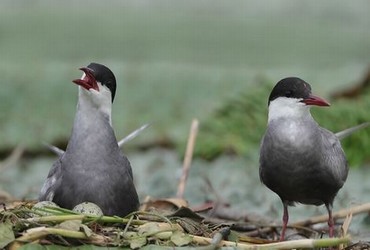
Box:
left=87, top=63, right=117, bottom=102
left=268, top=77, right=311, bottom=106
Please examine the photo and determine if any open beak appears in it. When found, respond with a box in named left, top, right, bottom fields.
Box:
left=302, top=94, right=330, bottom=107
left=72, top=67, right=99, bottom=91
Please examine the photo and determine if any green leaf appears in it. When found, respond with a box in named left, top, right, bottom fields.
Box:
left=124, top=231, right=148, bottom=248
left=170, top=231, right=192, bottom=246
left=81, top=224, right=93, bottom=237
left=0, top=220, right=15, bottom=248
left=130, top=236, right=147, bottom=249
left=138, top=222, right=164, bottom=236
left=227, top=230, right=239, bottom=242
left=57, top=219, right=82, bottom=231
left=19, top=243, right=127, bottom=249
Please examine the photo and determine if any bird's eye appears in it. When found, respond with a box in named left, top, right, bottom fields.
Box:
left=285, top=91, right=293, bottom=97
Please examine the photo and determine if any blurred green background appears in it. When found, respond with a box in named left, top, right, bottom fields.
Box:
left=1, top=0, right=369, bottom=151
left=1, top=0, right=370, bottom=238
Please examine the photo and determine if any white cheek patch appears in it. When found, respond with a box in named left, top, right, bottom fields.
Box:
left=268, top=97, right=309, bottom=122
left=89, top=82, right=113, bottom=123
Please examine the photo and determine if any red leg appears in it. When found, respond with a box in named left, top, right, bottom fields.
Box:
left=326, top=203, right=334, bottom=237
left=280, top=202, right=289, bottom=241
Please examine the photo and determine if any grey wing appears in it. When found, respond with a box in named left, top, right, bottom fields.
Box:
left=259, top=131, right=275, bottom=184
left=38, top=159, right=63, bottom=201
left=320, top=127, right=349, bottom=185
left=259, top=133, right=268, bottom=181
left=119, top=152, right=134, bottom=179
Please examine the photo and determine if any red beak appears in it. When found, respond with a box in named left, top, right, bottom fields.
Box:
left=72, top=67, right=99, bottom=91
left=302, top=94, right=330, bottom=107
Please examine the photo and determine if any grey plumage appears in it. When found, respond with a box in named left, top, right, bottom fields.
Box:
left=39, top=63, right=139, bottom=217
left=335, top=121, right=370, bottom=140
left=44, top=123, right=151, bottom=157
left=260, top=115, right=348, bottom=206
left=117, top=123, right=151, bottom=147
left=259, top=77, right=349, bottom=240
left=43, top=142, right=64, bottom=157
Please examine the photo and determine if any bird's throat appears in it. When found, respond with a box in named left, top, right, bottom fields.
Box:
left=77, top=88, right=112, bottom=125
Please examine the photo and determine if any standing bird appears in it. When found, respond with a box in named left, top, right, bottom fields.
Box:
left=39, top=63, right=139, bottom=217
left=259, top=77, right=348, bottom=240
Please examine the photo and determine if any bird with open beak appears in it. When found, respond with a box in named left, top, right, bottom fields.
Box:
left=39, top=63, right=139, bottom=217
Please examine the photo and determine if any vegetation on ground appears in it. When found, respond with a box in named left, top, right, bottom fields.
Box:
left=2, top=200, right=366, bottom=249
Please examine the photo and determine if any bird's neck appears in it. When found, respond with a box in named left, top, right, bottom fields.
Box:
left=77, top=88, right=112, bottom=125
left=268, top=99, right=312, bottom=123
left=66, top=90, right=115, bottom=152
left=267, top=101, right=319, bottom=149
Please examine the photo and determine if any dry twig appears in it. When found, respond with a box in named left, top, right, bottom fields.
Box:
left=0, top=145, right=24, bottom=172
left=177, top=119, right=199, bottom=199
left=245, top=203, right=370, bottom=238
left=292, top=203, right=370, bottom=227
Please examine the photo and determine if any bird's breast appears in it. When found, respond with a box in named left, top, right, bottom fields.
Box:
left=271, top=119, right=317, bottom=151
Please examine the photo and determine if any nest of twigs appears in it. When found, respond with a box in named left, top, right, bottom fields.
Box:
left=2, top=197, right=370, bottom=250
